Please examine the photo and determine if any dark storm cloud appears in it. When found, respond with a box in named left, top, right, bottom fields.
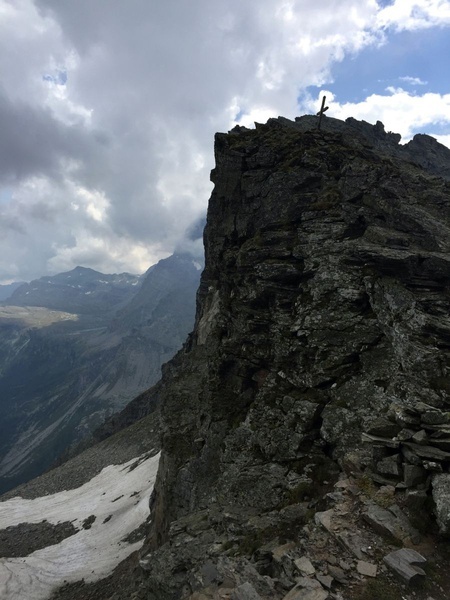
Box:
left=0, top=90, right=92, bottom=184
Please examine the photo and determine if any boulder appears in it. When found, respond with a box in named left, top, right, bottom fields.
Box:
left=431, top=473, right=450, bottom=535
left=383, top=549, right=426, bottom=584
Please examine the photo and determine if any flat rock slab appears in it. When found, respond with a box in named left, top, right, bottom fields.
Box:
left=356, top=560, right=377, bottom=577
left=314, top=510, right=334, bottom=532
left=294, top=556, right=316, bottom=576
left=282, top=586, right=328, bottom=600
left=363, top=502, right=420, bottom=544
left=383, top=548, right=426, bottom=584
left=231, top=582, right=263, bottom=600
left=315, top=575, right=333, bottom=589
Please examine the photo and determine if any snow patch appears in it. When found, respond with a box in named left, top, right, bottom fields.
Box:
left=0, top=452, right=160, bottom=600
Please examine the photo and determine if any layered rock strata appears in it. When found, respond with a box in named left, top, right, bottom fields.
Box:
left=140, top=115, right=450, bottom=599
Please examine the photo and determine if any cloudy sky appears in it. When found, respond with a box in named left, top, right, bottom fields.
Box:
left=1, top=0, right=449, bottom=283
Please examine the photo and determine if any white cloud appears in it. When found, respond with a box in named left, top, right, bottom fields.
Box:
left=399, top=76, right=428, bottom=86
left=376, top=0, right=450, bottom=31
left=302, top=88, right=450, bottom=145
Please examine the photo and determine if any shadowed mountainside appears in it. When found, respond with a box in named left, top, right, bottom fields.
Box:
left=0, top=254, right=200, bottom=494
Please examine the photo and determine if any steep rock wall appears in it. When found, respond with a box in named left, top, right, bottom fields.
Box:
left=141, top=116, right=450, bottom=598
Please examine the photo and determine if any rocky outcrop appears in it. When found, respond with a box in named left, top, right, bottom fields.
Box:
left=132, top=115, right=450, bottom=599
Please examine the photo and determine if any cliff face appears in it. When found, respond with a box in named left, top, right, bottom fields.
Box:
left=141, top=116, right=450, bottom=599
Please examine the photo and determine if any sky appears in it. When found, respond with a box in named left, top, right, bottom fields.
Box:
left=0, top=0, right=449, bottom=284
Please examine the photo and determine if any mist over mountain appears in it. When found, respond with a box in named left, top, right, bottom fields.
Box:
left=0, top=282, right=26, bottom=301
left=0, top=253, right=201, bottom=494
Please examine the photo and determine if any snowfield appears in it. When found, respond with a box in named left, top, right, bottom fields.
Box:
left=0, top=452, right=160, bottom=600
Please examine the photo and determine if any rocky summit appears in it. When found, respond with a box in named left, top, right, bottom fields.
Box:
left=138, top=115, right=450, bottom=600
left=3, top=114, right=450, bottom=600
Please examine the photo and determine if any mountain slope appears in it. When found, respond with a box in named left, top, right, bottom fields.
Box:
left=0, top=254, right=200, bottom=494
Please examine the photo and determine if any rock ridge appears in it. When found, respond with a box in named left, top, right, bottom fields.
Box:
left=112, top=115, right=450, bottom=599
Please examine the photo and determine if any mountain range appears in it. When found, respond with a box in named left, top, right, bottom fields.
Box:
left=0, top=253, right=201, bottom=494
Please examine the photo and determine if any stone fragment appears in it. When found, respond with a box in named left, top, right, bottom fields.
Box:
left=422, top=410, right=449, bottom=425
left=366, top=417, right=401, bottom=438
left=405, top=490, right=428, bottom=511
left=231, top=582, right=263, bottom=600
left=403, top=442, right=450, bottom=461
left=383, top=549, right=426, bottom=584
left=272, top=542, right=296, bottom=563
left=403, top=464, right=427, bottom=487
left=294, top=557, right=316, bottom=576
left=362, top=433, right=400, bottom=448
left=282, top=587, right=328, bottom=600
left=200, top=561, right=221, bottom=586
left=412, top=430, right=428, bottom=444
left=314, top=510, right=334, bottom=532
left=423, top=460, right=443, bottom=472
left=315, top=575, right=333, bottom=589
left=328, top=565, right=347, bottom=584
left=397, top=428, right=415, bottom=441
left=428, top=436, right=450, bottom=451
left=376, top=454, right=402, bottom=477
left=356, top=560, right=377, bottom=577
left=391, top=407, right=420, bottom=428
left=294, top=578, right=322, bottom=590
left=336, top=531, right=364, bottom=559
left=431, top=473, right=450, bottom=535
left=363, top=503, right=420, bottom=544
left=401, top=446, right=422, bottom=465
left=338, top=560, right=351, bottom=571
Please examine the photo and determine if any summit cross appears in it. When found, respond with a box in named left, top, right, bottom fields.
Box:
left=316, top=96, right=329, bottom=130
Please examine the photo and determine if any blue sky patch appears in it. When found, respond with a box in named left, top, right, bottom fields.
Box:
left=43, top=69, right=68, bottom=86
left=308, top=27, right=450, bottom=104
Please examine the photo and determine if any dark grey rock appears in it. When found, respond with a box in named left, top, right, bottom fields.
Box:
left=432, top=473, right=450, bottom=535
left=383, top=548, right=426, bottom=584
left=376, top=454, right=402, bottom=477
left=366, top=418, right=401, bottom=438
left=363, top=503, right=420, bottom=544
left=403, top=464, right=427, bottom=487
left=411, top=430, right=428, bottom=445
left=403, top=442, right=450, bottom=462
left=422, top=410, right=449, bottom=425
left=405, top=490, right=428, bottom=511
left=231, top=582, right=263, bottom=600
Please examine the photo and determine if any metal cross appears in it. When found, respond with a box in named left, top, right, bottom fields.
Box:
left=316, top=96, right=329, bottom=130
